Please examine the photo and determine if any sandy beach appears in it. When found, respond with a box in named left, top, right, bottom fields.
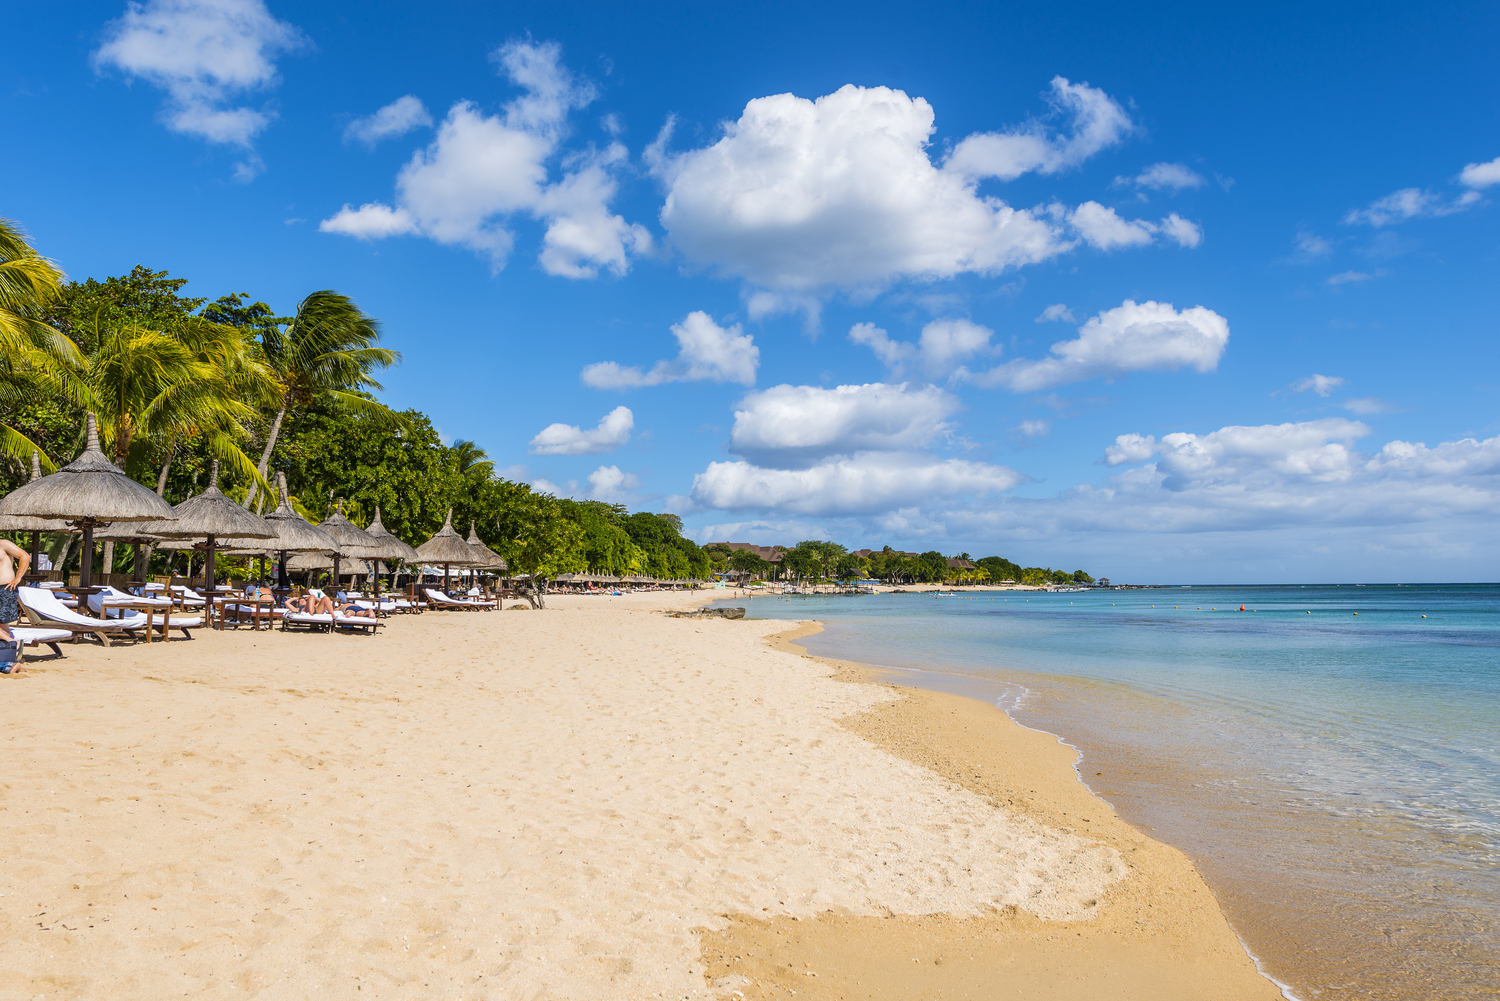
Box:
left=0, top=592, right=1279, bottom=999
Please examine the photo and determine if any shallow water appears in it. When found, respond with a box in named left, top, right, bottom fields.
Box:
left=727, top=584, right=1500, bottom=1000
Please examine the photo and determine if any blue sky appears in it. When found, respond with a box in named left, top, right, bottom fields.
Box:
left=7, top=0, right=1499, bottom=582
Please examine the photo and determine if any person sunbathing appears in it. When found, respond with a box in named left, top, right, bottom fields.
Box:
left=335, top=601, right=376, bottom=620
left=287, top=588, right=335, bottom=615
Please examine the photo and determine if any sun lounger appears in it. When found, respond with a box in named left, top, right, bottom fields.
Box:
left=88, top=586, right=200, bottom=639
left=18, top=586, right=146, bottom=646
left=281, top=611, right=382, bottom=634
left=10, top=626, right=71, bottom=660
left=167, top=586, right=208, bottom=609
left=424, top=588, right=496, bottom=610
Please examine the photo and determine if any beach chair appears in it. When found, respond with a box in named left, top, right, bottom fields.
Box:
left=281, top=610, right=382, bottom=634
left=10, top=626, right=71, bottom=660
left=167, top=585, right=208, bottom=610
left=18, top=586, right=147, bottom=646
left=88, top=586, right=201, bottom=640
left=423, top=587, right=496, bottom=611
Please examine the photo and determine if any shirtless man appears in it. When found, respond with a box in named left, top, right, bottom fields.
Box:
left=0, top=537, right=31, bottom=675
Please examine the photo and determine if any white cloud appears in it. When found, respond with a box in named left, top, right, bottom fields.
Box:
left=1069, top=202, right=1156, bottom=249
left=93, top=0, right=306, bottom=175
left=1294, top=231, right=1334, bottom=257
left=729, top=383, right=960, bottom=467
left=1290, top=374, right=1346, bottom=397
left=652, top=81, right=1132, bottom=295
left=1104, top=432, right=1157, bottom=466
left=1069, top=203, right=1203, bottom=250
left=1013, top=419, right=1051, bottom=438
left=975, top=299, right=1229, bottom=392
left=1159, top=213, right=1204, bottom=248
left=582, top=311, right=758, bottom=389
left=690, top=452, right=1025, bottom=516
left=1341, top=397, right=1396, bottom=416
left=1459, top=156, right=1500, bottom=189
left=529, top=406, right=634, bottom=456
left=1036, top=304, right=1077, bottom=324
left=320, top=41, right=649, bottom=277
left=1343, top=186, right=1479, bottom=226
left=1116, top=162, right=1205, bottom=191
left=944, top=76, right=1133, bottom=180
left=319, top=202, right=418, bottom=238
left=530, top=478, right=564, bottom=497
left=345, top=95, right=433, bottom=146
left=1327, top=269, right=1379, bottom=285
left=849, top=319, right=995, bottom=380
left=586, top=465, right=640, bottom=502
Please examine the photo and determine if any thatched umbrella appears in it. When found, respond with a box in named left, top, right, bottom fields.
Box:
left=362, top=506, right=419, bottom=599
left=0, top=452, right=70, bottom=582
left=317, top=499, right=383, bottom=594
left=137, top=460, right=275, bottom=591
left=0, top=415, right=177, bottom=589
left=464, top=521, right=507, bottom=592
left=258, top=472, right=340, bottom=589
left=414, top=508, right=479, bottom=593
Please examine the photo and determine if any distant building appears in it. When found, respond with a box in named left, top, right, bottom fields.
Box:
left=1097, top=577, right=1111, bottom=586
left=946, top=557, right=976, bottom=570
left=705, top=542, right=784, bottom=563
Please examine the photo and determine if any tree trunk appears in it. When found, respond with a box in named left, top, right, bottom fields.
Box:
left=525, top=575, right=547, bottom=609
left=242, top=402, right=289, bottom=509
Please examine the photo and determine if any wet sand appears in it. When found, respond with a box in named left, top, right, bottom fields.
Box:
left=0, top=594, right=1277, bottom=999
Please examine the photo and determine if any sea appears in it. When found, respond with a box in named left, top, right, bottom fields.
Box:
left=719, top=583, right=1500, bottom=1001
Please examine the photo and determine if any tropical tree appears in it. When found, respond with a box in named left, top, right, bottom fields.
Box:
left=508, top=492, right=586, bottom=608
left=451, top=439, right=494, bottom=482
left=243, top=290, right=400, bottom=509
left=0, top=219, right=88, bottom=466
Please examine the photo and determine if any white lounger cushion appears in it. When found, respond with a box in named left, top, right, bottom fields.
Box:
left=12, top=627, right=71, bottom=645
left=285, top=612, right=334, bottom=624
left=424, top=588, right=496, bottom=607
left=19, top=587, right=146, bottom=630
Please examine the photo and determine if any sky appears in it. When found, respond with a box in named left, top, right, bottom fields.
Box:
left=6, top=0, right=1499, bottom=582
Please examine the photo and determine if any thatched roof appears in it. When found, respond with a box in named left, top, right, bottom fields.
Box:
left=137, top=460, right=276, bottom=541
left=0, top=414, right=177, bottom=525
left=465, top=521, right=508, bottom=570
left=414, top=508, right=481, bottom=566
left=0, top=452, right=71, bottom=532
left=318, top=499, right=383, bottom=558
left=260, top=472, right=341, bottom=554
left=362, top=507, right=419, bottom=562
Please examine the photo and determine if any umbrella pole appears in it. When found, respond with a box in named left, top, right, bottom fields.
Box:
left=131, top=542, right=142, bottom=587
left=27, top=530, right=40, bottom=583
left=333, top=553, right=341, bottom=596
left=205, top=533, right=218, bottom=591
left=79, top=524, right=95, bottom=589
left=278, top=550, right=289, bottom=590
left=443, top=564, right=450, bottom=594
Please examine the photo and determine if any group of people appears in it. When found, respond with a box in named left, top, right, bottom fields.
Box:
left=245, top=584, right=377, bottom=619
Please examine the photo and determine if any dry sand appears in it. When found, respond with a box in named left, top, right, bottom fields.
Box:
left=0, top=591, right=1280, bottom=999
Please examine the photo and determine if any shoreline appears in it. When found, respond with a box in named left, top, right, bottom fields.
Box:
left=0, top=591, right=1279, bottom=999
left=714, top=619, right=1283, bottom=1000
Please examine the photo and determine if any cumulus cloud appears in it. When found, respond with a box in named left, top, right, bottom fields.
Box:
left=586, top=465, right=640, bottom=502
left=1104, top=432, right=1157, bottom=466
left=529, top=406, right=634, bottom=456
left=1289, top=374, right=1346, bottom=397
left=690, top=452, right=1025, bottom=516
left=320, top=40, right=650, bottom=277
left=1460, top=156, right=1500, bottom=189
left=1012, top=419, right=1051, bottom=438
left=849, top=319, right=995, bottom=380
left=582, top=311, right=758, bottom=389
left=652, top=79, right=1150, bottom=296
left=344, top=95, right=433, bottom=146
left=1070, top=203, right=1203, bottom=249
left=728, top=383, right=960, bottom=467
left=1036, top=304, right=1077, bottom=324
left=944, top=76, right=1133, bottom=180
left=1115, top=162, right=1205, bottom=191
left=975, top=299, right=1229, bottom=392
left=92, top=0, right=306, bottom=176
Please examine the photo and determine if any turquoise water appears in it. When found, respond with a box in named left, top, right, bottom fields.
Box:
left=727, top=584, right=1500, bottom=1000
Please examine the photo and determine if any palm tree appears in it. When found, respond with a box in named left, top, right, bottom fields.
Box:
left=0, top=219, right=89, bottom=466
left=242, top=291, right=400, bottom=509
left=451, top=439, right=493, bottom=481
